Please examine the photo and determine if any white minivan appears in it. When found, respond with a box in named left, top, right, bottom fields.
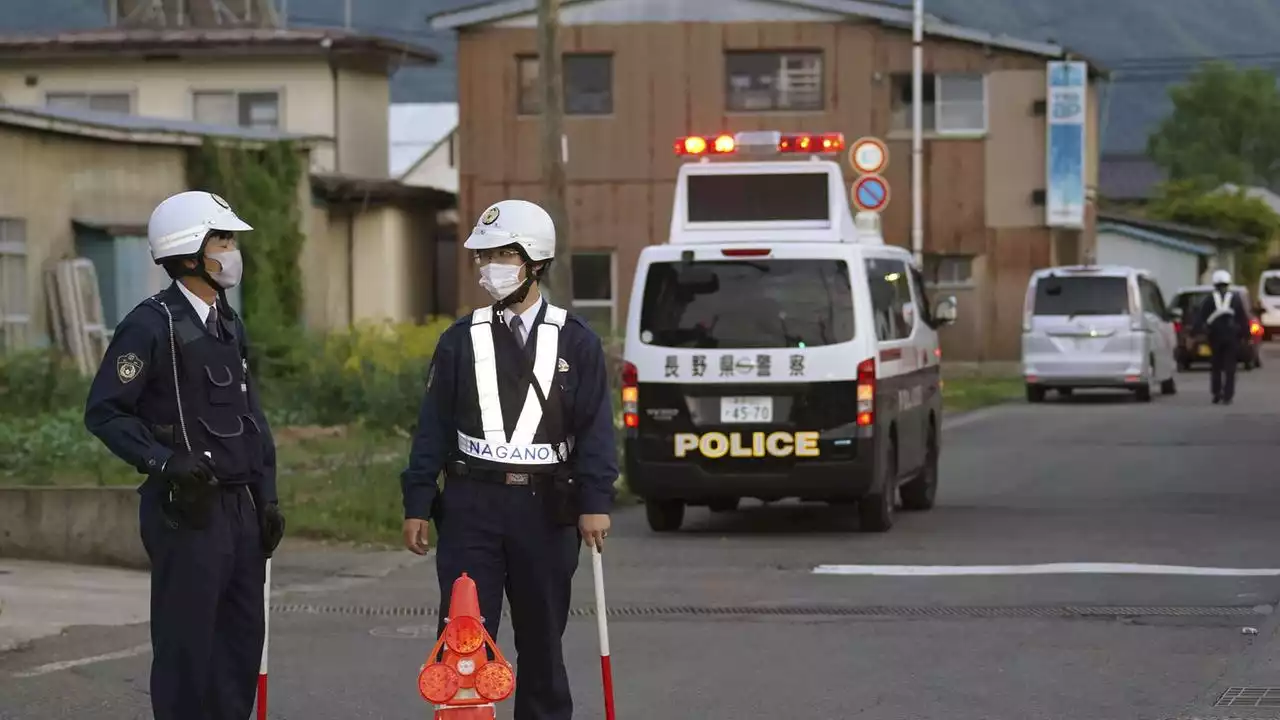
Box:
left=1021, top=265, right=1178, bottom=402
left=1257, top=269, right=1280, bottom=340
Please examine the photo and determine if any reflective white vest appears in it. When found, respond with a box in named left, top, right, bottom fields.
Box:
left=1208, top=290, right=1236, bottom=325
left=456, top=304, right=572, bottom=467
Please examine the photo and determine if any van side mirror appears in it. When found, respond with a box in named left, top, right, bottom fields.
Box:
left=934, top=296, right=958, bottom=325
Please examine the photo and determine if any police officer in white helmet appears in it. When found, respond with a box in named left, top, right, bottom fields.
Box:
left=84, top=190, right=284, bottom=719
left=1196, top=268, right=1250, bottom=404
left=399, top=199, right=618, bottom=720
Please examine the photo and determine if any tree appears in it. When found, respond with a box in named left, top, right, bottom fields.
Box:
left=1146, top=61, right=1280, bottom=189
left=1148, top=179, right=1280, bottom=284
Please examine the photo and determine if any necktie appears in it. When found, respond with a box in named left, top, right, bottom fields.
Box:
left=509, top=314, right=525, bottom=349
left=206, top=306, right=220, bottom=340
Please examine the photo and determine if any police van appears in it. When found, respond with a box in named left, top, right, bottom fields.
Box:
left=620, top=130, right=958, bottom=533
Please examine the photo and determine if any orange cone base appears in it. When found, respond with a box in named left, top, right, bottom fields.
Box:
left=433, top=705, right=496, bottom=720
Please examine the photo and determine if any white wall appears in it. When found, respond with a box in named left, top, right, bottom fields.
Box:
left=1096, top=230, right=1201, bottom=299
left=401, top=132, right=459, bottom=193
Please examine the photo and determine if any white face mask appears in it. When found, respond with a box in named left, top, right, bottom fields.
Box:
left=207, top=249, right=243, bottom=289
left=479, top=262, right=525, bottom=300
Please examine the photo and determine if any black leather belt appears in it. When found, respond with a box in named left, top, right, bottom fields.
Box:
left=448, top=461, right=535, bottom=486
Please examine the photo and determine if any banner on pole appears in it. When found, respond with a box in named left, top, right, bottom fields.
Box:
left=1045, top=61, right=1088, bottom=229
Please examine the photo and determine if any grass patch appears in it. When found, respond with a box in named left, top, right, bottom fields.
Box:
left=941, top=376, right=1024, bottom=413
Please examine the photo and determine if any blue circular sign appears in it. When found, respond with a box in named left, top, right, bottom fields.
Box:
left=853, top=175, right=889, bottom=211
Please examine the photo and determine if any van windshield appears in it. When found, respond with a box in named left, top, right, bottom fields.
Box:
left=1263, top=276, right=1280, bottom=296
left=1034, top=276, right=1130, bottom=316
left=640, top=259, right=854, bottom=348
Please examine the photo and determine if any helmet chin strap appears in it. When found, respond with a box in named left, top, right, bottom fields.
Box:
left=176, top=249, right=232, bottom=309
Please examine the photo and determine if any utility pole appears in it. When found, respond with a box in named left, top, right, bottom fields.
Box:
left=537, top=0, right=573, bottom=311
left=343, top=0, right=351, bottom=29
left=911, top=0, right=924, bottom=267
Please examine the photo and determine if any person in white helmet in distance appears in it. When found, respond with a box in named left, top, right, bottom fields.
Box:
left=84, top=190, right=284, bottom=720
left=399, top=199, right=617, bottom=720
left=1196, top=268, right=1251, bottom=404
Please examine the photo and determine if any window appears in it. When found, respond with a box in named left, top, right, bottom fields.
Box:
left=45, top=92, right=132, bottom=114
left=890, top=73, right=986, bottom=134
left=1033, top=276, right=1129, bottom=316
left=923, top=254, right=974, bottom=287
left=1138, top=277, right=1168, bottom=317
left=193, top=90, right=280, bottom=130
left=572, top=252, right=615, bottom=334
left=725, top=51, right=823, bottom=112
left=865, top=258, right=915, bottom=341
left=0, top=219, right=29, bottom=352
left=517, top=54, right=614, bottom=116
left=640, top=259, right=853, bottom=349
left=909, top=265, right=937, bottom=328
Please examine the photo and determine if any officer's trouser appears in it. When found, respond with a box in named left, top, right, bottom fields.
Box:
left=139, top=481, right=265, bottom=720
left=1211, top=340, right=1239, bottom=401
left=434, top=475, right=581, bottom=720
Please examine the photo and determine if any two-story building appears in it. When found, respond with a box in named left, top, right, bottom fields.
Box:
left=431, top=0, right=1105, bottom=361
left=0, top=27, right=459, bottom=334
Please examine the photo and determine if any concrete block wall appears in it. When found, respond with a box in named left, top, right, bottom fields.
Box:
left=0, top=487, right=147, bottom=569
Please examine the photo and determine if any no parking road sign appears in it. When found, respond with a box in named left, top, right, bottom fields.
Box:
left=849, top=136, right=889, bottom=175
left=851, top=174, right=890, bottom=212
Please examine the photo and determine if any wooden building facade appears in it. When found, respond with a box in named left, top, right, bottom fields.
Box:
left=433, top=0, right=1104, bottom=361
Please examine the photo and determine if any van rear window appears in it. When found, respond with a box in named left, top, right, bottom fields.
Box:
left=1264, top=277, right=1280, bottom=296
left=686, top=173, right=829, bottom=223
left=640, top=259, right=853, bottom=348
left=1034, top=276, right=1129, bottom=316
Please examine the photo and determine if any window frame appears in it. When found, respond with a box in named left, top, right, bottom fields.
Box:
left=724, top=49, right=825, bottom=113
left=190, top=88, right=284, bottom=130
left=889, top=72, right=988, bottom=137
left=516, top=53, right=616, bottom=117
left=0, top=218, right=30, bottom=352
left=923, top=253, right=975, bottom=289
left=44, top=91, right=135, bottom=114
left=571, top=251, right=617, bottom=332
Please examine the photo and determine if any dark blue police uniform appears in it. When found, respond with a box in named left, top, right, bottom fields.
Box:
left=1197, top=288, right=1250, bottom=402
left=401, top=299, right=618, bottom=720
left=84, top=282, right=277, bottom=720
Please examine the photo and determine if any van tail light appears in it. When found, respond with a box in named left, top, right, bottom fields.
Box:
left=1251, top=320, right=1264, bottom=339
left=1022, top=283, right=1035, bottom=332
left=856, top=358, right=875, bottom=427
left=1173, top=321, right=1182, bottom=335
left=621, top=361, right=639, bottom=429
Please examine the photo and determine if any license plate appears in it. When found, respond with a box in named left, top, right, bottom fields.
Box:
left=1197, top=344, right=1212, bottom=357
left=720, top=396, right=773, bottom=423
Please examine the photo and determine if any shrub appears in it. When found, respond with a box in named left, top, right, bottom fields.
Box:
left=0, top=348, right=89, bottom=418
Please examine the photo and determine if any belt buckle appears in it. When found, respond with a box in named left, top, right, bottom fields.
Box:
left=505, top=473, right=530, bottom=486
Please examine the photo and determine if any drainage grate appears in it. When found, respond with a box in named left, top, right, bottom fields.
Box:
left=1216, top=688, right=1280, bottom=708
left=270, top=602, right=1266, bottom=620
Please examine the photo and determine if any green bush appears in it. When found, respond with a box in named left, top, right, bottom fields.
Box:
left=0, top=348, right=89, bottom=418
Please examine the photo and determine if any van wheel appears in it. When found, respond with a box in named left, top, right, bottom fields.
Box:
left=1160, top=376, right=1177, bottom=395
left=900, top=424, right=938, bottom=511
left=1026, top=385, right=1046, bottom=403
left=1135, top=384, right=1152, bottom=402
left=644, top=500, right=684, bottom=532
left=859, top=440, right=897, bottom=532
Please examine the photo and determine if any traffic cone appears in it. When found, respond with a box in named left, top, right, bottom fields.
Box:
left=419, top=573, right=515, bottom=720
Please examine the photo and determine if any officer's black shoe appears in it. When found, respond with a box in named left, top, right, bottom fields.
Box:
left=1212, top=396, right=1221, bottom=404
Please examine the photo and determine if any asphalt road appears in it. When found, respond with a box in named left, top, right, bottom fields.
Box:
left=5, top=348, right=1280, bottom=720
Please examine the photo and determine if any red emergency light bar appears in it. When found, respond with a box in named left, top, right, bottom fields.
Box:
left=674, top=132, right=845, bottom=156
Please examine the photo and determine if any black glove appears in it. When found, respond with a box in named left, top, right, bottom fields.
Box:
left=160, top=452, right=219, bottom=529
left=260, top=502, right=285, bottom=557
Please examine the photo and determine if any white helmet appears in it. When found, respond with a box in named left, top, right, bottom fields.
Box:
left=147, top=190, right=252, bottom=263
left=463, top=199, right=555, bottom=262
left=1212, top=269, right=1232, bottom=285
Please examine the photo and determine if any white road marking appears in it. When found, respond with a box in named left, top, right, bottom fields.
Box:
left=11, top=643, right=151, bottom=678
left=811, top=563, right=1280, bottom=577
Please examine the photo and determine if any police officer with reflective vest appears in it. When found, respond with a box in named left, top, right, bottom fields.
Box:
left=1197, top=268, right=1250, bottom=405
left=400, top=199, right=618, bottom=720
left=84, top=190, right=285, bottom=720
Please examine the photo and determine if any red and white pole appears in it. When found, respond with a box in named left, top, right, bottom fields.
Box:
left=590, top=545, right=615, bottom=720
left=257, top=557, right=271, bottom=720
